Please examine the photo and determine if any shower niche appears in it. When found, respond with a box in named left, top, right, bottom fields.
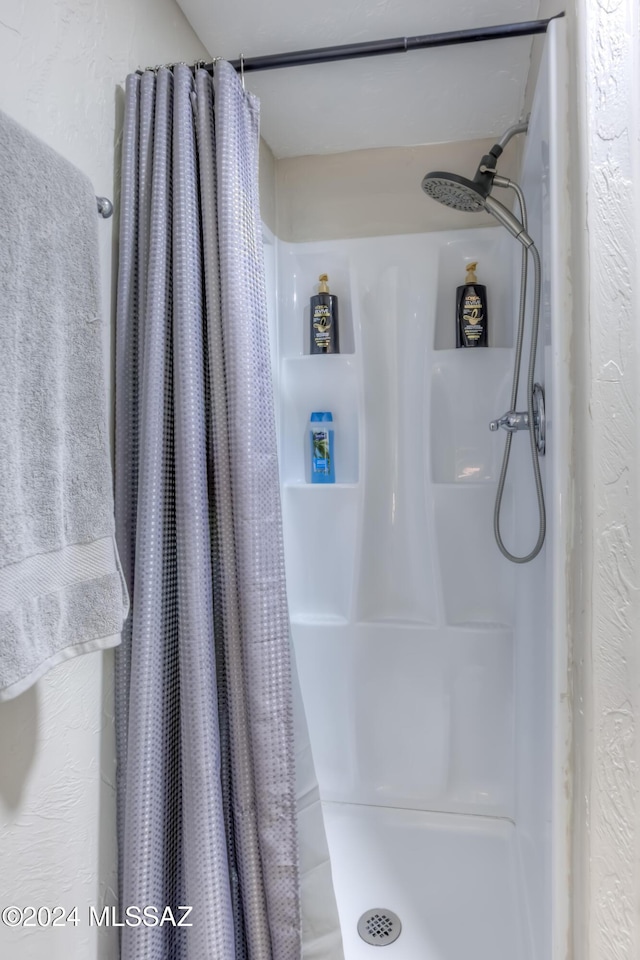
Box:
left=433, top=232, right=516, bottom=350
left=277, top=228, right=519, bottom=626
left=277, top=246, right=360, bottom=622
left=278, top=246, right=356, bottom=357
left=430, top=350, right=512, bottom=483
left=275, top=227, right=519, bottom=719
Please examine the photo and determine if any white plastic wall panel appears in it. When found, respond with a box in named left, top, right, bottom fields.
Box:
left=276, top=229, right=521, bottom=820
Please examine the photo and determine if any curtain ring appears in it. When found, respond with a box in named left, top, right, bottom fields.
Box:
left=240, top=53, right=245, bottom=90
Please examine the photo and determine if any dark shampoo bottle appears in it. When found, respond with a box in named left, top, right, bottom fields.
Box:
left=456, top=261, right=488, bottom=348
left=310, top=274, right=339, bottom=354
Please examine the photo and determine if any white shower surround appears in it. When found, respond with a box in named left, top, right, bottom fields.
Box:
left=270, top=20, right=570, bottom=960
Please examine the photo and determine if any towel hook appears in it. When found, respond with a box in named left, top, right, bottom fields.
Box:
left=239, top=53, right=245, bottom=90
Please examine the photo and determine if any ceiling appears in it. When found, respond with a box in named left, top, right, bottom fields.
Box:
left=176, top=0, right=542, bottom=158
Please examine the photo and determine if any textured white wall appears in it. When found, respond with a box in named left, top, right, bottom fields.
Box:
left=0, top=3, right=206, bottom=959
left=573, top=0, right=640, bottom=957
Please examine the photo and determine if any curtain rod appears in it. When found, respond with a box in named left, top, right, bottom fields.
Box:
left=203, top=14, right=564, bottom=75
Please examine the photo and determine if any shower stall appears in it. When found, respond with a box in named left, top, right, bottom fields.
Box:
left=266, top=18, right=570, bottom=960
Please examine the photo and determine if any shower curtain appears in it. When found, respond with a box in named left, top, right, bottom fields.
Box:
left=114, top=61, right=341, bottom=960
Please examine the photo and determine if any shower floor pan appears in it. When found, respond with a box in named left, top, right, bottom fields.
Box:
left=322, top=801, right=530, bottom=960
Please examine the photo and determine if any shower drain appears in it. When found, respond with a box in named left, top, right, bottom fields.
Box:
left=357, top=909, right=402, bottom=946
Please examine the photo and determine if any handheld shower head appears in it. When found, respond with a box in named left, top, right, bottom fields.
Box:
left=421, top=171, right=534, bottom=248
left=421, top=146, right=497, bottom=212
left=420, top=172, right=486, bottom=213
left=484, top=196, right=534, bottom=248
left=421, top=120, right=534, bottom=248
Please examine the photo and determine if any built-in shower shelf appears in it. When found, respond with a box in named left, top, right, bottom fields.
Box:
left=433, top=234, right=517, bottom=350
left=291, top=614, right=349, bottom=626
left=278, top=247, right=356, bottom=355
left=430, top=349, right=513, bottom=484
left=285, top=351, right=356, bottom=361
left=356, top=616, right=437, bottom=628
left=284, top=481, right=359, bottom=490
left=280, top=355, right=360, bottom=485
left=282, top=356, right=357, bottom=373
left=431, top=480, right=501, bottom=488
left=432, top=346, right=514, bottom=356
left=282, top=483, right=359, bottom=622
left=447, top=621, right=513, bottom=631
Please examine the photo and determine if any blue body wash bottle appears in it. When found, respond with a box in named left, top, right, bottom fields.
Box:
left=309, top=412, right=335, bottom=484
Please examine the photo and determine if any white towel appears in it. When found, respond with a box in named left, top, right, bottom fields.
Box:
left=0, top=109, right=129, bottom=700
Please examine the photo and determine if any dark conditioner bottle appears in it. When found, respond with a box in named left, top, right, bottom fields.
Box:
left=310, top=274, right=340, bottom=354
left=456, top=261, right=488, bottom=348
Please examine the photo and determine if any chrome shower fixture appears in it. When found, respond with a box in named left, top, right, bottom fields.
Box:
left=490, top=383, right=546, bottom=456
left=421, top=172, right=489, bottom=213
left=420, top=120, right=547, bottom=564
left=421, top=122, right=534, bottom=248
left=422, top=170, right=534, bottom=248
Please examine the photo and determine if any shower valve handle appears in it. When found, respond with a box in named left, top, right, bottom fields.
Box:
left=489, top=410, right=529, bottom=433
left=489, top=384, right=546, bottom=456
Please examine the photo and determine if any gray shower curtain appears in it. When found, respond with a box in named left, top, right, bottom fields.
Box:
left=114, top=61, right=300, bottom=960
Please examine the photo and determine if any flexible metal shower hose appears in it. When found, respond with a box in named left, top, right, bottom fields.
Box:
left=493, top=183, right=546, bottom=563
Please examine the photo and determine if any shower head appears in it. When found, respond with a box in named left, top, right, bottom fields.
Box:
left=421, top=170, right=534, bottom=248
left=421, top=120, right=534, bottom=248
left=420, top=172, right=487, bottom=213
left=422, top=144, right=498, bottom=211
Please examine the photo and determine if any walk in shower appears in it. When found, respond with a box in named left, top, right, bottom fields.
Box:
left=266, top=18, right=570, bottom=960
